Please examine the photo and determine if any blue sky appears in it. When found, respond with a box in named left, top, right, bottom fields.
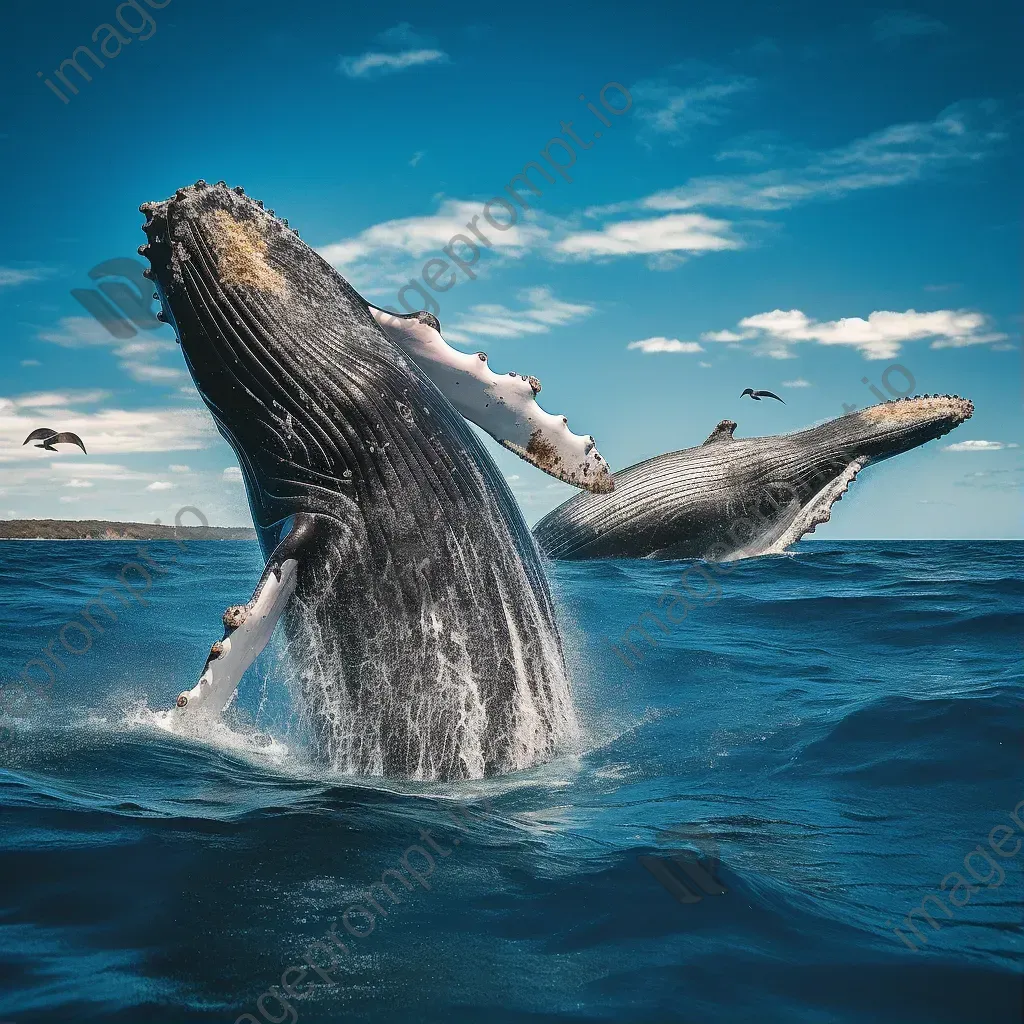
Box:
left=0, top=0, right=1019, bottom=536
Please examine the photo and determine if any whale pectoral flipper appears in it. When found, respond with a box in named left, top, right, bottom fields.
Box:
left=172, top=518, right=314, bottom=717
left=368, top=305, right=614, bottom=493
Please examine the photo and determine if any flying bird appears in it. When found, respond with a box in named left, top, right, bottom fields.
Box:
left=740, top=389, right=785, bottom=404
left=22, top=428, right=88, bottom=454
left=23, top=427, right=58, bottom=445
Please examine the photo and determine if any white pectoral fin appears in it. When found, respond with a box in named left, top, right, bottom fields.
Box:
left=173, top=556, right=299, bottom=718
left=370, top=306, right=614, bottom=493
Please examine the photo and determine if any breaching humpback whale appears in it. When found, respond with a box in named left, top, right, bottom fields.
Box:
left=533, top=396, right=974, bottom=561
left=141, top=181, right=578, bottom=780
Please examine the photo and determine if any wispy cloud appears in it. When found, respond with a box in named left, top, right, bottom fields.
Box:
left=632, top=75, right=754, bottom=144
left=146, top=480, right=174, bottom=491
left=557, top=213, right=741, bottom=260
left=944, top=440, right=1019, bottom=452
left=339, top=25, right=448, bottom=79
left=0, top=266, right=51, bottom=288
left=340, top=49, right=448, bottom=78
left=0, top=399, right=216, bottom=463
left=37, top=317, right=184, bottom=387
left=627, top=337, right=704, bottom=354
left=872, top=11, right=949, bottom=43
left=700, top=307, right=1006, bottom=360
left=37, top=316, right=114, bottom=347
left=1, top=389, right=110, bottom=410
left=589, top=100, right=1004, bottom=219
left=443, top=287, right=594, bottom=343
left=317, top=199, right=548, bottom=291
left=222, top=466, right=243, bottom=481
left=782, top=379, right=812, bottom=387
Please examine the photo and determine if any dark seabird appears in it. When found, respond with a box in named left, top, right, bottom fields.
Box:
left=741, top=388, right=785, bottom=403
left=23, top=429, right=88, bottom=454
left=22, top=427, right=58, bottom=445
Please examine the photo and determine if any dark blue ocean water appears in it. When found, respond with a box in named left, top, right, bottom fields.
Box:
left=0, top=539, right=1021, bottom=1024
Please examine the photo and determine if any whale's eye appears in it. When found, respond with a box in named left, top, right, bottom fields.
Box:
left=416, top=311, right=441, bottom=332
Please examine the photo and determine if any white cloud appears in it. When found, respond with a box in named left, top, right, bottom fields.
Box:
left=633, top=76, right=754, bottom=143
left=442, top=287, right=594, bottom=343
left=627, top=337, right=704, bottom=354
left=320, top=199, right=546, bottom=262
left=698, top=361, right=712, bottom=368
left=702, top=307, right=1006, bottom=360
left=38, top=317, right=184, bottom=389
left=557, top=213, right=741, bottom=258
left=222, top=466, right=243, bottom=481
left=0, top=266, right=50, bottom=288
left=702, top=329, right=749, bottom=343
left=146, top=481, right=174, bottom=491
left=37, top=316, right=115, bottom=347
left=0, top=401, right=216, bottom=464
left=3, top=389, right=110, bottom=410
left=317, top=199, right=549, bottom=292
left=65, top=478, right=93, bottom=488
left=48, top=462, right=141, bottom=479
left=339, top=48, right=448, bottom=78
left=943, top=440, right=1019, bottom=452
left=409, top=151, right=425, bottom=167
left=590, top=100, right=1003, bottom=219
left=20, top=359, right=41, bottom=367
left=169, top=464, right=191, bottom=473
left=120, top=361, right=186, bottom=383
left=782, top=379, right=812, bottom=388
left=115, top=340, right=176, bottom=358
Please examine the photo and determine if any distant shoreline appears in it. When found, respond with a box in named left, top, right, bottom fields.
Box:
left=0, top=519, right=257, bottom=541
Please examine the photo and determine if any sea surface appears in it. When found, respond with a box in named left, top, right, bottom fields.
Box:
left=0, top=539, right=1021, bottom=1023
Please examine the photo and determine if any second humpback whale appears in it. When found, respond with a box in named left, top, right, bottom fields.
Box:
left=142, top=181, right=578, bottom=780
left=533, top=396, right=974, bottom=561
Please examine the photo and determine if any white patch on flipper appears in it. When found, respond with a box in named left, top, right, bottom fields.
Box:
left=171, top=558, right=299, bottom=722
left=370, top=306, right=614, bottom=493
left=734, top=458, right=868, bottom=559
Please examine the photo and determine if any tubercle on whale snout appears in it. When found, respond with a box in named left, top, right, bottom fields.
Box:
left=137, top=179, right=304, bottom=290
left=854, top=394, right=975, bottom=439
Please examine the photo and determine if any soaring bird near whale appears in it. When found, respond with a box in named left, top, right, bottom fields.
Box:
left=534, top=396, right=974, bottom=561
left=22, top=428, right=88, bottom=453
left=740, top=388, right=785, bottom=403
left=142, top=181, right=579, bottom=780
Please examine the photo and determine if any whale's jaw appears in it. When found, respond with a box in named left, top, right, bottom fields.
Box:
left=533, top=396, right=974, bottom=562
left=142, top=182, right=579, bottom=780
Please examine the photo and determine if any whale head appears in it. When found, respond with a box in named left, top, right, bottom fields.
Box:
left=805, top=394, right=975, bottom=465
left=139, top=180, right=478, bottom=548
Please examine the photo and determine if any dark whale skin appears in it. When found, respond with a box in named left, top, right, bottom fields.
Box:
left=140, top=181, right=577, bottom=780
